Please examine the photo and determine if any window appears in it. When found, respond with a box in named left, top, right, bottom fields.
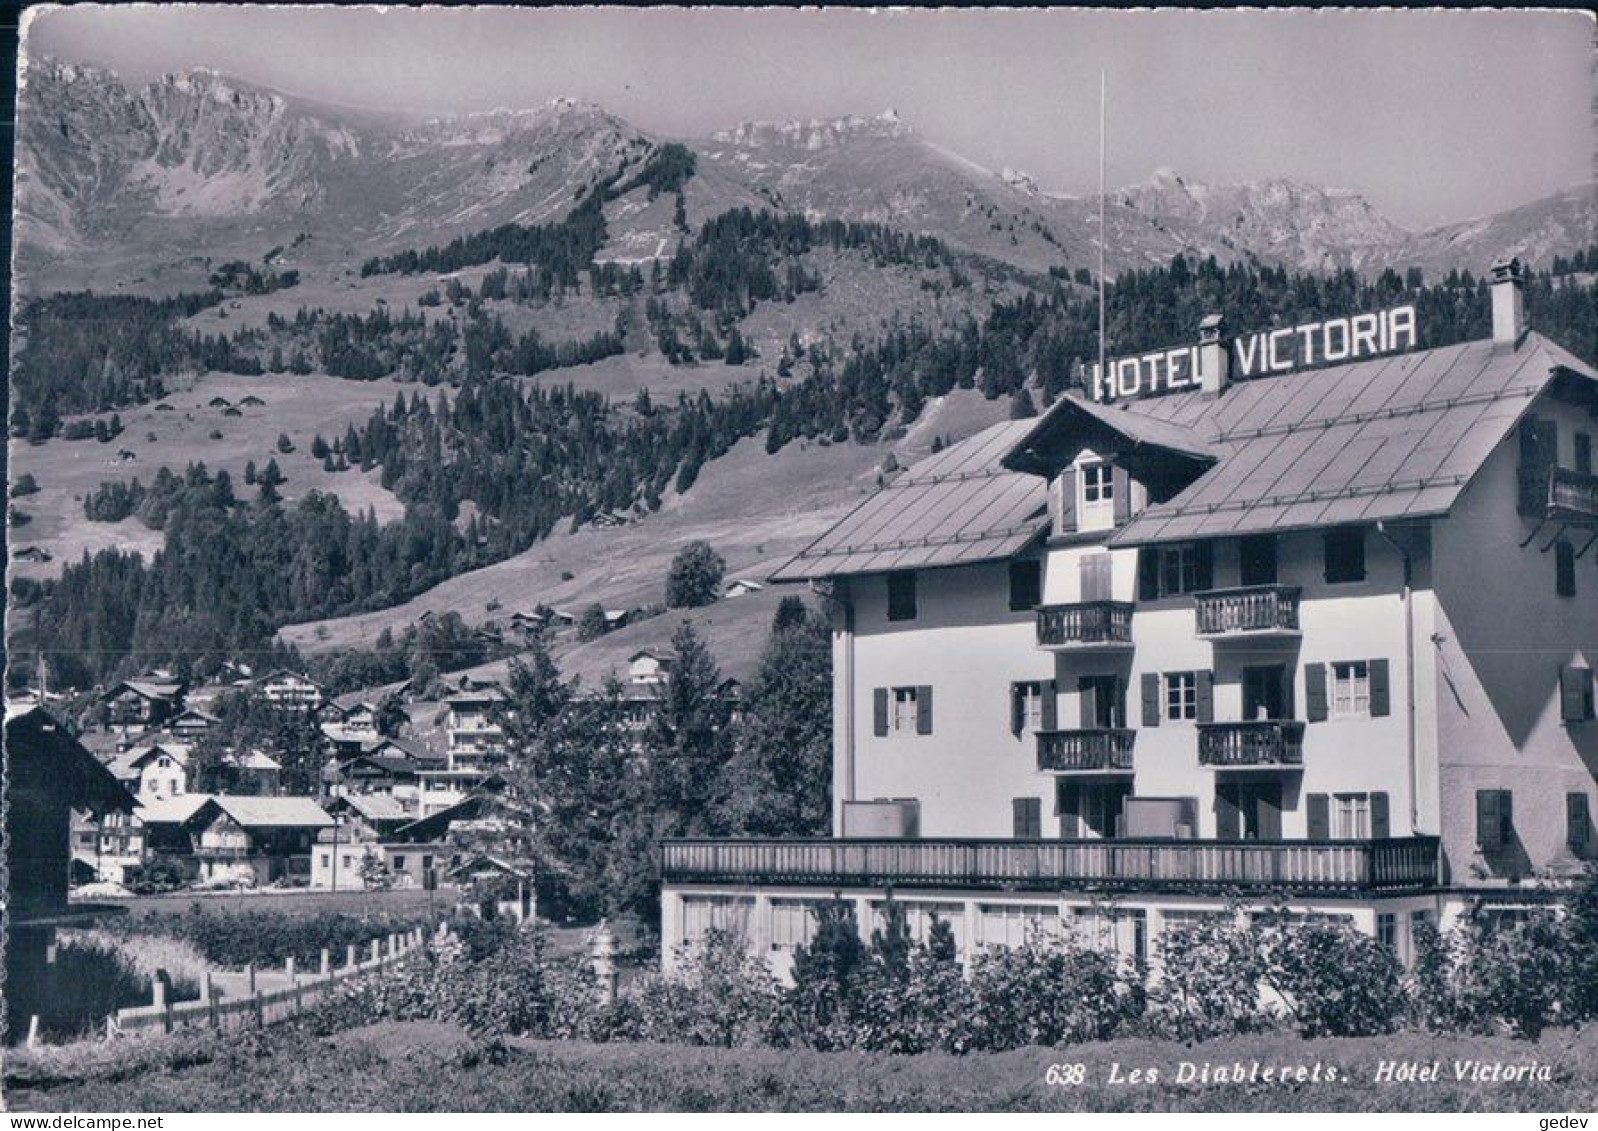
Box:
left=682, top=895, right=754, bottom=945
left=422, top=855, right=434, bottom=870
left=1332, top=661, right=1371, bottom=717
left=887, top=571, right=917, bottom=621
left=1323, top=527, right=1367, bottom=584
left=1008, top=559, right=1042, bottom=610
left=977, top=903, right=1059, bottom=948
left=1569, top=793, right=1592, bottom=856
left=770, top=900, right=819, bottom=951
left=893, top=687, right=919, bottom=732
left=1576, top=432, right=1593, bottom=475
left=1012, top=681, right=1046, bottom=733
left=1556, top=540, right=1576, bottom=598
left=1334, top=793, right=1371, bottom=839
left=873, top=901, right=964, bottom=950
left=342, top=855, right=353, bottom=869
left=1376, top=913, right=1397, bottom=952
left=1139, top=542, right=1212, bottom=599
left=1239, top=534, right=1279, bottom=586
left=1476, top=789, right=1514, bottom=850
left=1561, top=666, right=1596, bottom=723
left=1078, top=460, right=1116, bottom=530
left=392, top=855, right=406, bottom=871
left=1165, top=672, right=1198, bottom=721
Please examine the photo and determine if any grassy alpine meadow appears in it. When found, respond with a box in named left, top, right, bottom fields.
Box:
left=6, top=1022, right=1594, bottom=1112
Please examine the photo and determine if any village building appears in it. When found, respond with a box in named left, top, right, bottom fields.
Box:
left=724, top=578, right=766, bottom=599
left=188, top=795, right=334, bottom=885
left=253, top=669, right=327, bottom=712
left=108, top=740, right=192, bottom=800
left=97, top=677, right=185, bottom=733
left=444, top=681, right=509, bottom=769
left=658, top=262, right=1598, bottom=976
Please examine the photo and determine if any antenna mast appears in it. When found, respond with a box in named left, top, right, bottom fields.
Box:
left=1098, top=69, right=1107, bottom=395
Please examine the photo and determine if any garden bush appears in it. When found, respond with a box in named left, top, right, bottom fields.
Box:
left=110, top=904, right=439, bottom=968
left=1257, top=916, right=1406, bottom=1037
left=1146, top=914, right=1269, bottom=1041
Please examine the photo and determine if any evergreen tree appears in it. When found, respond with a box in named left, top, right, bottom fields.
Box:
left=665, top=540, right=726, bottom=608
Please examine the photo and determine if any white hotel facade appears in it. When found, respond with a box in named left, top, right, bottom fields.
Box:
left=659, top=261, right=1598, bottom=974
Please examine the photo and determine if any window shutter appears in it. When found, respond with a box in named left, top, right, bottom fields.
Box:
left=1138, top=548, right=1161, bottom=601
left=1041, top=681, right=1058, bottom=730
left=1215, top=788, right=1241, bottom=840
left=1371, top=792, right=1391, bottom=839
left=1369, top=659, right=1391, bottom=717
left=873, top=688, right=889, bottom=737
left=1141, top=673, right=1162, bottom=727
left=1499, top=790, right=1514, bottom=844
left=1009, top=684, right=1025, bottom=736
left=1556, top=541, right=1576, bottom=598
left=1078, top=679, right=1099, bottom=729
left=1195, top=670, right=1214, bottom=723
left=1013, top=798, right=1041, bottom=839
left=1560, top=665, right=1594, bottom=723
left=1055, top=467, right=1077, bottom=534
left=1304, top=663, right=1329, bottom=722
left=1257, top=792, right=1282, bottom=840
left=1476, top=789, right=1501, bottom=849
left=1306, top=793, right=1330, bottom=841
left=1194, top=541, right=1214, bottom=591
left=915, top=686, right=934, bottom=735
left=1112, top=462, right=1131, bottom=525
left=1569, top=793, right=1591, bottom=855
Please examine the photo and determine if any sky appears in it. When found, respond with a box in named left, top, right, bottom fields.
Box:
left=23, top=5, right=1596, bottom=229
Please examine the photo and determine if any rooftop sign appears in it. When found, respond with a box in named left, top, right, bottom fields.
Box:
left=1086, top=304, right=1418, bottom=403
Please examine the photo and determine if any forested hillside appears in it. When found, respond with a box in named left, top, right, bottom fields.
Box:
left=13, top=236, right=1596, bottom=691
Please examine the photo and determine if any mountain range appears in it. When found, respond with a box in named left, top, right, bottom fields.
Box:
left=16, top=58, right=1594, bottom=294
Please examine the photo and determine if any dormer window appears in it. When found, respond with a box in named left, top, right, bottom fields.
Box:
left=1078, top=458, right=1116, bottom=532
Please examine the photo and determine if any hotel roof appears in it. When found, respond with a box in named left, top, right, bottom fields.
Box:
left=770, top=331, right=1598, bottom=577
left=1110, top=333, right=1598, bottom=546
left=771, top=419, right=1048, bottom=581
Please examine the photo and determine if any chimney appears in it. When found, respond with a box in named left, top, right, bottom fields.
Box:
left=1198, top=313, right=1230, bottom=395
left=1490, top=257, right=1527, bottom=346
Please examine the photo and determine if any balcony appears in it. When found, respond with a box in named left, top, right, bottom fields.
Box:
left=660, top=836, right=1440, bottom=895
left=1194, top=585, right=1301, bottom=639
left=1521, top=464, right=1598, bottom=525
left=1198, top=720, right=1305, bottom=769
left=1036, top=728, right=1135, bottom=774
left=1035, top=601, right=1134, bottom=651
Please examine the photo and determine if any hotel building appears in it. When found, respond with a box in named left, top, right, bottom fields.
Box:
left=659, top=260, right=1598, bottom=973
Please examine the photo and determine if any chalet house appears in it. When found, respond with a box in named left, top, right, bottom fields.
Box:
left=4, top=706, right=137, bottom=1040
left=324, top=793, right=413, bottom=841
left=188, top=796, right=334, bottom=885
left=108, top=741, right=191, bottom=800
left=12, top=546, right=52, bottom=564
left=724, top=578, right=766, bottom=599
left=233, top=750, right=283, bottom=795
left=628, top=649, right=676, bottom=686
left=240, top=395, right=267, bottom=407
left=208, top=396, right=232, bottom=408
left=254, top=669, right=327, bottom=711
left=164, top=708, right=219, bottom=742
left=99, top=678, right=184, bottom=732
left=660, top=262, right=1598, bottom=976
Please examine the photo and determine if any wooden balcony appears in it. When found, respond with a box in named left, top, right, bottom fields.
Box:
left=1194, top=585, right=1301, bottom=639
left=1198, top=720, right=1305, bottom=769
left=1036, top=728, right=1135, bottom=774
left=1035, top=601, right=1134, bottom=651
left=660, top=836, right=1440, bottom=895
left=1549, top=466, right=1598, bottom=525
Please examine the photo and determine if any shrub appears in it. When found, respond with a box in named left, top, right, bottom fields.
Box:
left=631, top=929, right=785, bottom=1047
left=965, top=931, right=1135, bottom=1051
left=1257, top=917, right=1406, bottom=1037
left=1147, top=914, right=1269, bottom=1040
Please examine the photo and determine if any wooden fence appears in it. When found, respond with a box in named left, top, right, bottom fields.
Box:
left=97, top=923, right=443, bottom=1041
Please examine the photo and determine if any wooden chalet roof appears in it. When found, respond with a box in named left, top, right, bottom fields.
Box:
left=1111, top=333, right=1598, bottom=546
left=4, top=705, right=136, bottom=816
left=771, top=419, right=1049, bottom=581
left=200, top=796, right=334, bottom=830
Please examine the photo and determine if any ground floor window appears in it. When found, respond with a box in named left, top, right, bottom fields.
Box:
left=874, top=900, right=965, bottom=952
left=770, top=899, right=821, bottom=951
left=681, top=895, right=754, bottom=945
left=1376, top=912, right=1397, bottom=952
left=977, top=903, right=1059, bottom=948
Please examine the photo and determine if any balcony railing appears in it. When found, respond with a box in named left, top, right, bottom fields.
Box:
left=1198, top=720, right=1306, bottom=768
left=1194, top=585, right=1301, bottom=637
left=1035, top=601, right=1134, bottom=649
left=661, top=836, right=1440, bottom=895
left=1549, top=466, right=1598, bottom=524
left=1036, top=728, right=1135, bottom=773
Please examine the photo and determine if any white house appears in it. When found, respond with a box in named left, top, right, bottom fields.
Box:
left=108, top=741, right=191, bottom=801
left=659, top=261, right=1598, bottom=976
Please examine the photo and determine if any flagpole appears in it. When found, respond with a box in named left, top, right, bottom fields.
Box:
left=1098, top=69, right=1107, bottom=396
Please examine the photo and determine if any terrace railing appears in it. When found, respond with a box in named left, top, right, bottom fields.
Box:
left=1036, top=728, right=1136, bottom=773
left=1197, top=720, right=1306, bottom=768
left=660, top=836, right=1440, bottom=895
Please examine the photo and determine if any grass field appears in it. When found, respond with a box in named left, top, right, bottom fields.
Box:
left=7, top=1021, right=1591, bottom=1112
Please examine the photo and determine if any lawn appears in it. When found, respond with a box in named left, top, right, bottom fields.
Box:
left=7, top=1021, right=1592, bottom=1112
